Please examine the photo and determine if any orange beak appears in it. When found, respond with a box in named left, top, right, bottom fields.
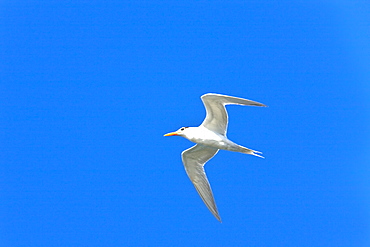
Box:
left=163, top=131, right=178, bottom=137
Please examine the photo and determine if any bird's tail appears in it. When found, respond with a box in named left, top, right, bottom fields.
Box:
left=240, top=146, right=264, bottom=158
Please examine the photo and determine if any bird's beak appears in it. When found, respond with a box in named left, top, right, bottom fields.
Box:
left=163, top=131, right=178, bottom=137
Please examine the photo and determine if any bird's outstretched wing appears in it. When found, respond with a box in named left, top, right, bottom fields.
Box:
left=200, top=93, right=266, bottom=135
left=181, top=144, right=221, bottom=221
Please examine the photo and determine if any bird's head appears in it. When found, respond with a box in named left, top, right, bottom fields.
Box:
left=163, top=127, right=190, bottom=138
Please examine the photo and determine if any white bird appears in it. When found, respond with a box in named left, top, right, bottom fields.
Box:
left=164, top=93, right=266, bottom=222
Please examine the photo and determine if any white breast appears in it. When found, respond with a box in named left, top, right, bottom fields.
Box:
left=185, top=126, right=227, bottom=148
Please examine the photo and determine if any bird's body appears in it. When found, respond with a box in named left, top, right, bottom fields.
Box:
left=181, top=126, right=225, bottom=147
left=164, top=93, right=266, bottom=222
left=180, top=126, right=261, bottom=155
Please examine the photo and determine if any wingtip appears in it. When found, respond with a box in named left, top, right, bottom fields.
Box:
left=214, top=214, right=222, bottom=222
left=254, top=102, right=267, bottom=107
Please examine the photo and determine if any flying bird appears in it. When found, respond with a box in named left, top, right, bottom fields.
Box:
left=164, top=93, right=266, bottom=222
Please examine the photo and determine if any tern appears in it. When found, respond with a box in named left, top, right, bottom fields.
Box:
left=164, top=93, right=266, bottom=222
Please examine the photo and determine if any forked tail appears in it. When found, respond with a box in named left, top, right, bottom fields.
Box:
left=240, top=146, right=264, bottom=158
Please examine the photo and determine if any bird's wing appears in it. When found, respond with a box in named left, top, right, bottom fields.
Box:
left=200, top=93, right=266, bottom=135
left=181, top=144, right=221, bottom=222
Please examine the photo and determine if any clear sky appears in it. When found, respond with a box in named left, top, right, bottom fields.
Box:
left=1, top=1, right=370, bottom=246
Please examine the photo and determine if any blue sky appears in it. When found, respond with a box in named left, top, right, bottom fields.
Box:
left=1, top=1, right=370, bottom=246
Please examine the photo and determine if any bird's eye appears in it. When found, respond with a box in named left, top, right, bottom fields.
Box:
left=180, top=127, right=185, bottom=131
